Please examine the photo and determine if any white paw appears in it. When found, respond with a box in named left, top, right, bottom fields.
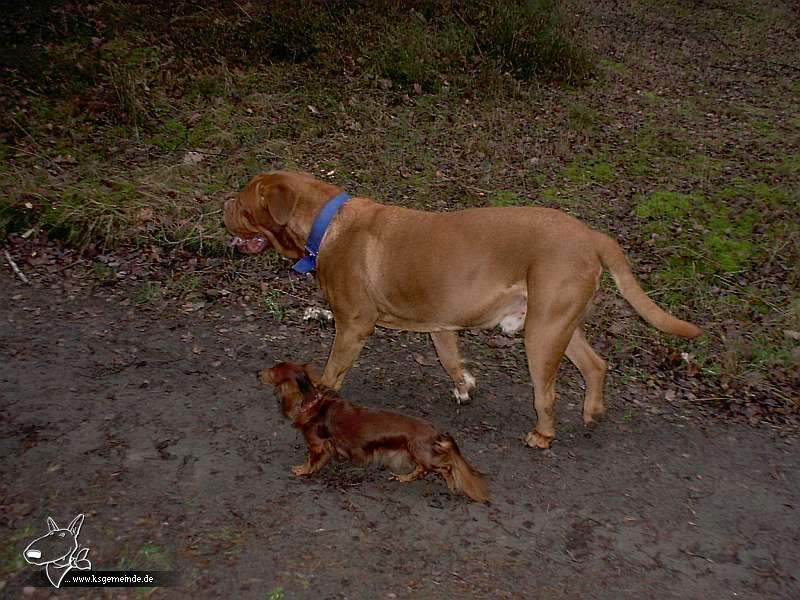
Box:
left=452, top=371, right=476, bottom=404
left=462, top=371, right=476, bottom=389
left=453, top=388, right=470, bottom=404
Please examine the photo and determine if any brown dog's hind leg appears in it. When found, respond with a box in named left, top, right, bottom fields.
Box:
left=431, top=331, right=475, bottom=403
left=565, top=327, right=608, bottom=428
left=523, top=279, right=594, bottom=449
left=320, top=318, right=375, bottom=390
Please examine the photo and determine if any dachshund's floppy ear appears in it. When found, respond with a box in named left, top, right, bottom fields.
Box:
left=294, top=370, right=314, bottom=395
left=260, top=180, right=297, bottom=226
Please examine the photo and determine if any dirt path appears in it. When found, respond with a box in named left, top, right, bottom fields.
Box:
left=1, top=271, right=798, bottom=599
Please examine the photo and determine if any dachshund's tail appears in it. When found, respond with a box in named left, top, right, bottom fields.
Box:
left=434, top=434, right=488, bottom=503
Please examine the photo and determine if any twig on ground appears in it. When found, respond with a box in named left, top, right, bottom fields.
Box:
left=4, top=250, right=31, bottom=284
left=681, top=548, right=715, bottom=564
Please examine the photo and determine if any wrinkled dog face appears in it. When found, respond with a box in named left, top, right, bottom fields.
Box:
left=224, top=172, right=302, bottom=257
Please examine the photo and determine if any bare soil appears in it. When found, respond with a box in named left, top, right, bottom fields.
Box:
left=1, top=257, right=799, bottom=599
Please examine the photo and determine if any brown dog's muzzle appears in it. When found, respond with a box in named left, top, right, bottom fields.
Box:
left=224, top=197, right=271, bottom=255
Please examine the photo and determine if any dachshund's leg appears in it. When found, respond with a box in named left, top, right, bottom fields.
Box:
left=292, top=440, right=332, bottom=476
left=392, top=464, right=428, bottom=482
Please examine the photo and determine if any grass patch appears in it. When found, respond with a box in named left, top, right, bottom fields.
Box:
left=469, top=0, right=594, bottom=83
left=598, top=57, right=627, bottom=75
left=635, top=190, right=761, bottom=275
left=566, top=102, right=609, bottom=134
left=267, top=588, right=285, bottom=600
left=0, top=524, right=35, bottom=578
left=262, top=290, right=285, bottom=321
left=138, top=280, right=163, bottom=304
left=119, top=541, right=171, bottom=575
left=152, top=119, right=189, bottom=152
left=562, top=156, right=616, bottom=184
left=487, top=190, right=526, bottom=206
left=748, top=333, right=796, bottom=368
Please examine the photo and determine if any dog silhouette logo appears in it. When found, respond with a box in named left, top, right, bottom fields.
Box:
left=23, top=514, right=92, bottom=588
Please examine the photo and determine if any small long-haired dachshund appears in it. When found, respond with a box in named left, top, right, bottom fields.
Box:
left=260, top=361, right=488, bottom=503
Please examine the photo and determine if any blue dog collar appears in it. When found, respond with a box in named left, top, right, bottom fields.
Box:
left=293, top=191, right=351, bottom=273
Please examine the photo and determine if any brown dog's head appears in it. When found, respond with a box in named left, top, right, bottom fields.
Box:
left=224, top=171, right=342, bottom=259
left=259, top=361, right=321, bottom=422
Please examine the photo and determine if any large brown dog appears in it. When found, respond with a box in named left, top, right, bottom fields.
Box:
left=226, top=171, right=701, bottom=449
left=261, top=361, right=488, bottom=502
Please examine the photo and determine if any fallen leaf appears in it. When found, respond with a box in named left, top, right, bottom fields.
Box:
left=182, top=151, right=205, bottom=165
left=302, top=307, right=333, bottom=322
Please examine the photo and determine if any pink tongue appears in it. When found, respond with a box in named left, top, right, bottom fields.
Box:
left=243, top=237, right=267, bottom=254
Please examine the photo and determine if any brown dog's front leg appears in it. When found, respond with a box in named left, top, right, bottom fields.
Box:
left=320, top=319, right=375, bottom=390
left=292, top=440, right=332, bottom=476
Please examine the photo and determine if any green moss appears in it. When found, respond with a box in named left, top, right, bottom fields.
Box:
left=618, top=149, right=650, bottom=177
left=707, top=233, right=753, bottom=271
left=633, top=124, right=693, bottom=160
left=562, top=157, right=615, bottom=184
left=634, top=190, right=771, bottom=275
left=487, top=190, right=525, bottom=206
left=717, top=179, right=798, bottom=210
left=634, top=191, right=695, bottom=219
left=152, top=118, right=189, bottom=151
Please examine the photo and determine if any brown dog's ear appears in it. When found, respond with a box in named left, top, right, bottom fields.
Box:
left=260, top=180, right=297, bottom=226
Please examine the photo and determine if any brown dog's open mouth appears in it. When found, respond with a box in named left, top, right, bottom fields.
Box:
left=229, top=235, right=268, bottom=254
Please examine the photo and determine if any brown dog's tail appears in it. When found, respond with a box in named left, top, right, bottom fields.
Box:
left=593, top=232, right=702, bottom=338
left=434, top=435, right=488, bottom=503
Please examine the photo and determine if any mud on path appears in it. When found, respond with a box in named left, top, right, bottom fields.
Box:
left=1, top=270, right=798, bottom=599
